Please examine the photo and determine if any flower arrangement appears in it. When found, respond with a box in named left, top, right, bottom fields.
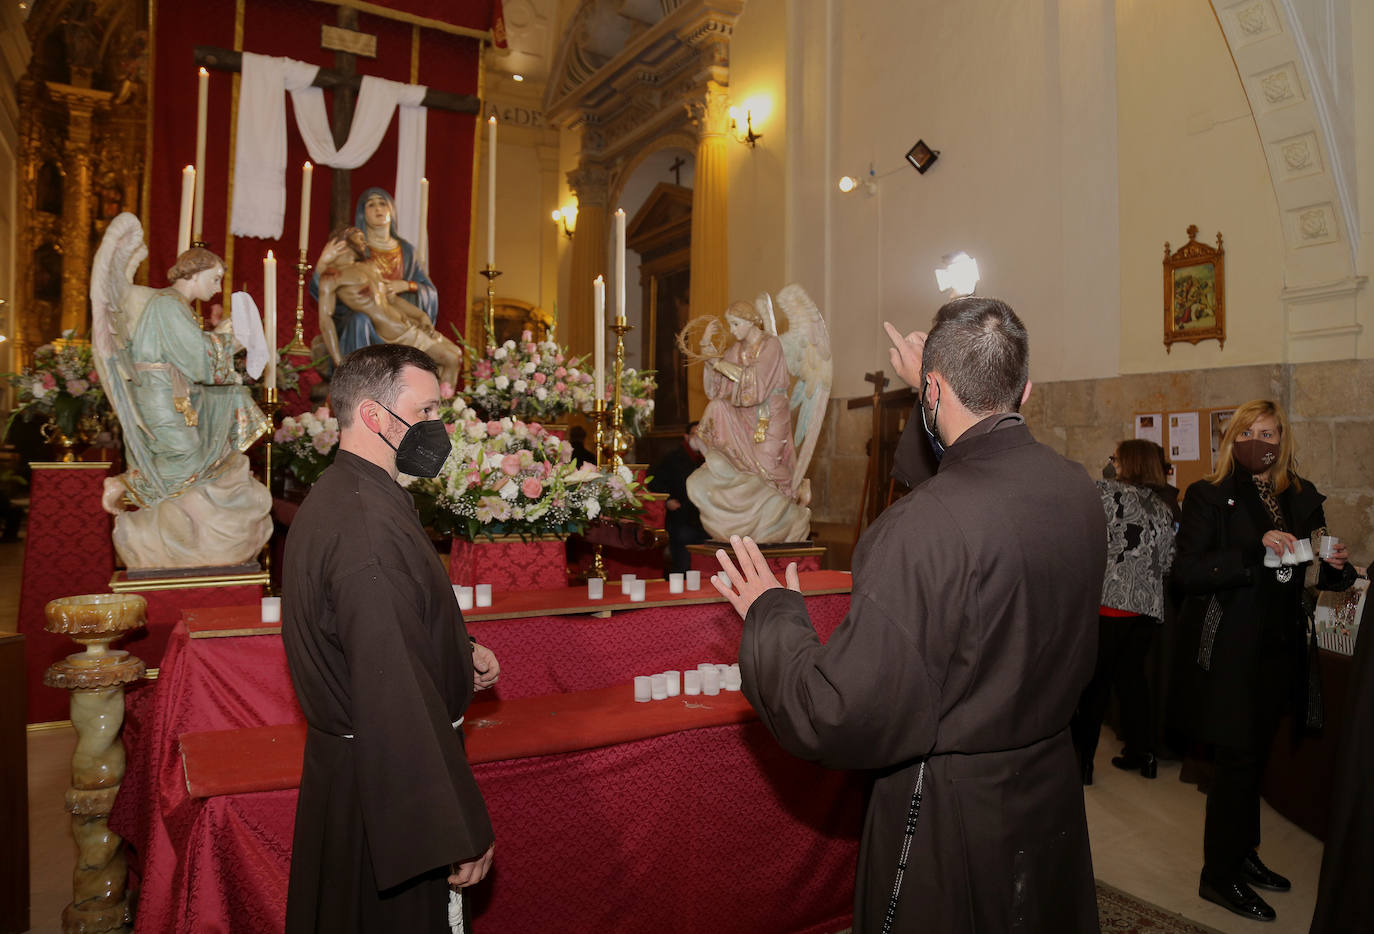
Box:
left=609, top=367, right=656, bottom=437
left=3, top=331, right=110, bottom=442
left=466, top=330, right=595, bottom=422
left=273, top=408, right=340, bottom=485
left=410, top=396, right=645, bottom=540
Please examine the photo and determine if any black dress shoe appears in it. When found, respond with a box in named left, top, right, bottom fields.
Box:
left=1199, top=872, right=1276, bottom=922
left=1110, top=752, right=1158, bottom=779
left=1242, top=851, right=1291, bottom=892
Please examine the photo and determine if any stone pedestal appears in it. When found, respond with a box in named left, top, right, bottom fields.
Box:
left=43, top=593, right=147, bottom=934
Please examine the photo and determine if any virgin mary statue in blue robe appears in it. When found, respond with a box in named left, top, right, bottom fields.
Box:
left=310, top=187, right=438, bottom=356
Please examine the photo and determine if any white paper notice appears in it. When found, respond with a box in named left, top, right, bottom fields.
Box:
left=1134, top=413, right=1163, bottom=446
left=1168, top=412, right=1201, bottom=461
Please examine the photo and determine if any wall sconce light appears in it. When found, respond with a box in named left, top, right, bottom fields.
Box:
left=728, top=106, right=762, bottom=148
left=551, top=205, right=577, bottom=239
left=905, top=139, right=940, bottom=174
left=837, top=173, right=877, bottom=196
left=935, top=252, right=980, bottom=296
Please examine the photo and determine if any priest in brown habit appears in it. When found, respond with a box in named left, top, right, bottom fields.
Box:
left=714, top=298, right=1106, bottom=932
left=282, top=343, right=497, bottom=932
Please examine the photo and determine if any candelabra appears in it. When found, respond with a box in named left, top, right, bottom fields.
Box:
left=588, top=397, right=609, bottom=581
left=606, top=320, right=634, bottom=469
left=284, top=250, right=312, bottom=356
left=258, top=384, right=282, bottom=593
left=480, top=263, right=502, bottom=348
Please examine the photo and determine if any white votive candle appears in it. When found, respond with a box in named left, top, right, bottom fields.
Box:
left=634, top=676, right=651, bottom=703
left=702, top=667, right=721, bottom=695
left=587, top=578, right=604, bottom=600
left=475, top=584, right=493, bottom=607
left=724, top=664, right=742, bottom=691
left=629, top=581, right=646, bottom=602
left=665, top=670, right=681, bottom=696
left=1320, top=535, right=1338, bottom=559
left=651, top=673, right=668, bottom=700
left=261, top=596, right=281, bottom=623
left=621, top=574, right=637, bottom=593
left=685, top=570, right=701, bottom=591
left=456, top=586, right=475, bottom=611
left=669, top=573, right=684, bottom=594
left=698, top=663, right=717, bottom=675
left=684, top=670, right=701, bottom=695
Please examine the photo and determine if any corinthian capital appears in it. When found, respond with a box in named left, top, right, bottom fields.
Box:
left=567, top=162, right=610, bottom=210
left=685, top=81, right=731, bottom=140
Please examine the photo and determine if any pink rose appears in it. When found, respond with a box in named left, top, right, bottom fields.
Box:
left=521, top=329, right=534, bottom=342
left=466, top=470, right=482, bottom=486
left=486, top=421, right=503, bottom=438
left=439, top=382, right=455, bottom=399
left=88, top=370, right=99, bottom=383
left=500, top=453, right=522, bottom=476
left=475, top=361, right=494, bottom=378
left=521, top=477, right=543, bottom=499
left=445, top=423, right=457, bottom=434
left=554, top=367, right=567, bottom=378
left=532, top=372, right=547, bottom=385
left=554, top=381, right=566, bottom=392
left=41, top=373, right=57, bottom=389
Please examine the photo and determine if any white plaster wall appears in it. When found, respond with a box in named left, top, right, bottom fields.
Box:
left=1115, top=0, right=1285, bottom=373
left=1354, top=0, right=1374, bottom=357
left=729, top=0, right=1122, bottom=400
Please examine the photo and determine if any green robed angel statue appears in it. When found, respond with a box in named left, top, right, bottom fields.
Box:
left=90, top=213, right=272, bottom=569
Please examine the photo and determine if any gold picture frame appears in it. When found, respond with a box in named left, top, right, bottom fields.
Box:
left=1164, top=225, right=1225, bottom=352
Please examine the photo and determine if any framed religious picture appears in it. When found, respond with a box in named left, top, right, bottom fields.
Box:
left=1163, top=225, right=1225, bottom=352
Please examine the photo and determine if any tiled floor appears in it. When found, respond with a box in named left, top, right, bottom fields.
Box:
left=11, top=535, right=1325, bottom=933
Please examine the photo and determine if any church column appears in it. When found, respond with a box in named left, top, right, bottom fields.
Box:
left=686, top=80, right=730, bottom=419
left=49, top=83, right=111, bottom=335
left=566, top=161, right=609, bottom=363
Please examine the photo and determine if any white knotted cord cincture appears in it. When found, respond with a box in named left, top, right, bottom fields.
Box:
left=448, top=888, right=464, bottom=934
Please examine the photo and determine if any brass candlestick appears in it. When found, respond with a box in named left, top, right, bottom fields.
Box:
left=480, top=264, right=502, bottom=349
left=607, top=319, right=634, bottom=469
left=258, top=384, right=282, bottom=594
left=588, top=397, right=609, bottom=581
left=284, top=251, right=312, bottom=356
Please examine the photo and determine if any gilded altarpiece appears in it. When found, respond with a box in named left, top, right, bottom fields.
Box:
left=15, top=0, right=149, bottom=367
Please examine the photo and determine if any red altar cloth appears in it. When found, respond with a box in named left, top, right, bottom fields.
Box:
left=448, top=536, right=569, bottom=589
left=17, top=463, right=116, bottom=723
left=111, top=589, right=859, bottom=933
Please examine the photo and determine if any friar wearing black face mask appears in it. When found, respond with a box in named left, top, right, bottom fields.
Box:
left=281, top=344, right=497, bottom=933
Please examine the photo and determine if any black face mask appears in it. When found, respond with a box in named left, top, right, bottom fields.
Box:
left=375, top=402, right=451, bottom=478
left=920, top=376, right=945, bottom=462
left=1101, top=460, right=1117, bottom=480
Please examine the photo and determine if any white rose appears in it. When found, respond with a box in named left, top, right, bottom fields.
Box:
left=616, top=465, right=633, bottom=484
left=476, top=384, right=488, bottom=396
left=535, top=386, right=548, bottom=401
left=504, top=339, right=517, bottom=351
left=522, top=361, right=537, bottom=376
left=499, top=480, right=519, bottom=501
left=494, top=375, right=510, bottom=390
left=585, top=498, right=601, bottom=519
left=493, top=347, right=508, bottom=360
left=513, top=379, right=528, bottom=393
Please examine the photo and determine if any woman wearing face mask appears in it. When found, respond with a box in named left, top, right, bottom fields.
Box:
left=1171, top=399, right=1355, bottom=923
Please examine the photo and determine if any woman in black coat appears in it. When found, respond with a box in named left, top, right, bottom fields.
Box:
left=1170, top=399, right=1353, bottom=923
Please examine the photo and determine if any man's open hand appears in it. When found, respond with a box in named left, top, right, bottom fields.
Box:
left=712, top=535, right=801, bottom=619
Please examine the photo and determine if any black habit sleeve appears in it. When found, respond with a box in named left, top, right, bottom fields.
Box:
left=334, top=563, right=493, bottom=891
left=739, top=497, right=970, bottom=770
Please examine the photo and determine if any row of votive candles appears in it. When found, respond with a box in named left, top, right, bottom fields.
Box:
left=589, top=571, right=709, bottom=601
left=634, top=663, right=742, bottom=701
left=452, top=585, right=494, bottom=611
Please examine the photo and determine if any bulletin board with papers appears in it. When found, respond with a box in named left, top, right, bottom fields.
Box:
left=1134, top=406, right=1238, bottom=495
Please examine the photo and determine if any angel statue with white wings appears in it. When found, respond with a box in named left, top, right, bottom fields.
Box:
left=678, top=285, right=832, bottom=543
left=90, top=213, right=272, bottom=569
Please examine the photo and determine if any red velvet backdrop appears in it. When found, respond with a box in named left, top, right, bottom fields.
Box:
left=148, top=0, right=495, bottom=358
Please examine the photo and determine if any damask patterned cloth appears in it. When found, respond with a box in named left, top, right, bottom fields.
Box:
left=112, top=595, right=856, bottom=932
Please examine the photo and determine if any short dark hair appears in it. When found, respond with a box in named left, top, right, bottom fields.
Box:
left=1115, top=439, right=1166, bottom=487
left=921, top=297, right=1029, bottom=415
left=569, top=425, right=587, bottom=444
left=330, top=344, right=439, bottom=428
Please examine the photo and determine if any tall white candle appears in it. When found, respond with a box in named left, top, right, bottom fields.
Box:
left=193, top=67, right=208, bottom=243
left=417, top=177, right=430, bottom=270
left=486, top=116, right=497, bottom=268
left=614, top=208, right=627, bottom=325
left=298, top=162, right=313, bottom=254
left=264, top=251, right=277, bottom=390
left=593, top=275, right=606, bottom=402
left=177, top=166, right=195, bottom=256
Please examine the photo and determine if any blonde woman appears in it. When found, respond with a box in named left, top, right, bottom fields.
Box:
left=1171, top=399, right=1354, bottom=923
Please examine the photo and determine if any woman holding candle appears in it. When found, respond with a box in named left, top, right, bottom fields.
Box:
left=310, top=187, right=437, bottom=358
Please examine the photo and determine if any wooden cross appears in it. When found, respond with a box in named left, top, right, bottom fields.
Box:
left=195, top=34, right=481, bottom=227
left=846, top=370, right=918, bottom=542
left=669, top=155, right=686, bottom=186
